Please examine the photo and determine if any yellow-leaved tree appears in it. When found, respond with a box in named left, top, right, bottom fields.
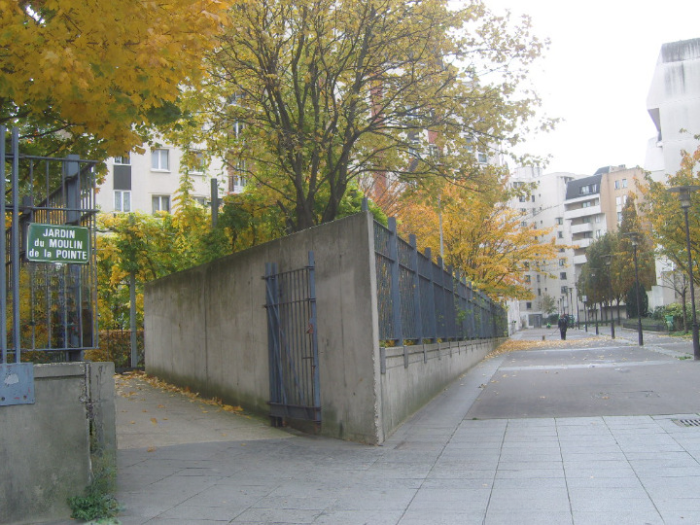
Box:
left=398, top=172, right=561, bottom=300
left=1, top=0, right=230, bottom=157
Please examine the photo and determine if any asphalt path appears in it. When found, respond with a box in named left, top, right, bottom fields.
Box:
left=468, top=328, right=700, bottom=419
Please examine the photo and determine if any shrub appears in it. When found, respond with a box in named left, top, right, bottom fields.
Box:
left=84, top=330, right=144, bottom=369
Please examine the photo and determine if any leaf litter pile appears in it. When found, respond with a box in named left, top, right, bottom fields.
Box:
left=116, top=370, right=245, bottom=415
left=486, top=337, right=604, bottom=359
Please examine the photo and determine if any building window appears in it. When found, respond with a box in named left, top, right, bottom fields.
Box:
left=622, top=178, right=627, bottom=188
left=595, top=230, right=602, bottom=238
left=537, top=275, right=541, bottom=283
left=114, top=155, right=130, bottom=165
left=561, top=286, right=568, bottom=294
left=519, top=196, right=526, bottom=202
left=614, top=180, right=620, bottom=190
left=531, top=195, right=536, bottom=202
left=526, top=302, right=532, bottom=310
left=558, top=231, right=564, bottom=239
left=151, top=149, right=170, bottom=171
left=114, top=190, right=131, bottom=212
left=538, top=289, right=542, bottom=296
left=559, top=259, right=566, bottom=267
left=595, top=215, right=601, bottom=223
left=524, top=262, right=530, bottom=269
left=188, top=151, right=205, bottom=174
left=556, top=217, right=563, bottom=225
left=618, top=211, right=623, bottom=223
left=194, top=196, right=207, bottom=207
left=560, top=272, right=567, bottom=280
left=525, top=275, right=531, bottom=283
left=152, top=195, right=170, bottom=213
left=521, top=221, right=527, bottom=228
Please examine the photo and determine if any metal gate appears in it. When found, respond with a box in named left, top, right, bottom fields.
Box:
left=264, top=252, right=321, bottom=425
left=1, top=127, right=98, bottom=406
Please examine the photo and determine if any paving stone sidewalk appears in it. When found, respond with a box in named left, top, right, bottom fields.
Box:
left=47, top=328, right=700, bottom=524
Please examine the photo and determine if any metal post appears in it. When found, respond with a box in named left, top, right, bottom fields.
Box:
left=683, top=207, right=700, bottom=359
left=632, top=242, right=644, bottom=346
left=130, top=271, right=138, bottom=368
left=11, top=128, right=21, bottom=360
left=387, top=217, right=403, bottom=346
left=594, top=305, right=599, bottom=335
left=210, top=178, right=219, bottom=229
left=0, top=126, right=6, bottom=365
left=604, top=255, right=615, bottom=339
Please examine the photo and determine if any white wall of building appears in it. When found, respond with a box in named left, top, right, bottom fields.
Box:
left=646, top=38, right=700, bottom=182
left=97, top=143, right=232, bottom=214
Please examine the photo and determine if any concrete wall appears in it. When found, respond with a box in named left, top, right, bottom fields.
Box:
left=379, top=339, right=505, bottom=437
left=146, top=212, right=383, bottom=444
left=145, top=211, right=506, bottom=445
left=0, top=362, right=116, bottom=525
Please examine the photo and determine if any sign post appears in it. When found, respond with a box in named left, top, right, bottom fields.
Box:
left=27, top=223, right=90, bottom=265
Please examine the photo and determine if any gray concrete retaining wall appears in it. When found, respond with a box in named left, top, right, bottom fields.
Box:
left=144, top=211, right=505, bottom=445
left=0, top=361, right=116, bottom=525
left=146, top=212, right=382, bottom=444
left=380, top=339, right=505, bottom=436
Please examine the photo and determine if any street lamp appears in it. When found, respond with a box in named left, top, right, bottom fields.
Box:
left=628, top=232, right=644, bottom=346
left=603, top=255, right=616, bottom=339
left=581, top=294, right=588, bottom=332
left=669, top=185, right=700, bottom=360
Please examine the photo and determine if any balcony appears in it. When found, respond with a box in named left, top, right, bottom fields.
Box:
left=573, top=254, right=588, bottom=265
left=570, top=222, right=593, bottom=235
left=564, top=205, right=601, bottom=220
left=572, top=237, right=593, bottom=249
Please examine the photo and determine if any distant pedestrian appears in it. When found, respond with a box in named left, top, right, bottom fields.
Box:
left=558, top=315, right=568, bottom=340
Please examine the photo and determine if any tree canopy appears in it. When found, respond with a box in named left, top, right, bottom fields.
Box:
left=642, top=144, right=700, bottom=286
left=1, top=0, right=230, bottom=157
left=577, top=195, right=655, bottom=314
left=173, top=0, right=552, bottom=231
left=397, top=170, right=560, bottom=300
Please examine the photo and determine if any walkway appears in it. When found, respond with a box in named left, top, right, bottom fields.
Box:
left=50, top=328, right=700, bottom=524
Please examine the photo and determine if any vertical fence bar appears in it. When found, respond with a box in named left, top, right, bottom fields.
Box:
left=308, top=252, right=320, bottom=418
left=387, top=218, right=403, bottom=345
left=409, top=235, right=423, bottom=343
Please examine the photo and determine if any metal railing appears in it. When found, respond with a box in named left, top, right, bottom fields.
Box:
left=374, top=217, right=507, bottom=345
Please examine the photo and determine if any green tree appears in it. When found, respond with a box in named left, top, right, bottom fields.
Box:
left=642, top=143, right=700, bottom=287
left=177, top=0, right=552, bottom=231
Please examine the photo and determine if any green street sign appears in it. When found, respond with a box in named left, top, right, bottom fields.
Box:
left=27, top=223, right=90, bottom=265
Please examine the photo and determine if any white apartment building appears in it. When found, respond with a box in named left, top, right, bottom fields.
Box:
left=509, top=166, right=580, bottom=328
left=645, top=37, right=700, bottom=309
left=97, top=144, right=245, bottom=214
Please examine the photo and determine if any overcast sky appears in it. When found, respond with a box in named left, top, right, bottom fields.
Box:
left=483, top=0, right=700, bottom=176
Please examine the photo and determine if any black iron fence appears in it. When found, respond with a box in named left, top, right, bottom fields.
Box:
left=374, top=218, right=507, bottom=345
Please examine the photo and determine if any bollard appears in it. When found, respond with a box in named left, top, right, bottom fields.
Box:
left=542, top=335, right=545, bottom=341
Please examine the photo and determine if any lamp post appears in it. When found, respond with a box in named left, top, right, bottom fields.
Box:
left=582, top=294, right=588, bottom=332
left=669, top=186, right=700, bottom=360
left=574, top=286, right=580, bottom=329
left=590, top=271, right=599, bottom=335
left=603, top=255, right=615, bottom=339
left=629, top=233, right=644, bottom=346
